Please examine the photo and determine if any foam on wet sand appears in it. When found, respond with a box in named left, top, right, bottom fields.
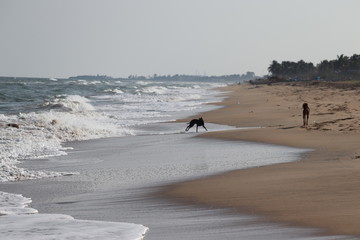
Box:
left=0, top=191, right=148, bottom=240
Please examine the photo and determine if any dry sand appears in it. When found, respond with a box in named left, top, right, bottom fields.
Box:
left=165, top=81, right=360, bottom=236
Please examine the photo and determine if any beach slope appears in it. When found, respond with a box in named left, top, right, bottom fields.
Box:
left=166, top=82, right=360, bottom=236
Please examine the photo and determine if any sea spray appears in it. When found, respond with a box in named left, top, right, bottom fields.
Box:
left=0, top=78, right=226, bottom=182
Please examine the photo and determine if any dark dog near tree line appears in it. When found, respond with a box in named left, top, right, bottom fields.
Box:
left=302, top=103, right=310, bottom=126
left=185, top=117, right=208, bottom=132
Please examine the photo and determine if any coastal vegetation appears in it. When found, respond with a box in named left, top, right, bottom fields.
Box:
left=0, top=72, right=257, bottom=83
left=68, top=72, right=257, bottom=82
left=267, top=54, right=360, bottom=81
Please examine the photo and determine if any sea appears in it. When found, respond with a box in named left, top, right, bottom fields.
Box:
left=0, top=77, right=356, bottom=240
left=0, top=77, right=229, bottom=182
left=0, top=77, right=230, bottom=240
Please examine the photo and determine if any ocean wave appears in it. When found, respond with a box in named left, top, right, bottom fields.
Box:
left=104, top=88, right=124, bottom=94
left=139, top=86, right=168, bottom=94
left=0, top=78, right=230, bottom=240
left=0, top=80, right=227, bottom=183
left=69, top=79, right=104, bottom=85
left=0, top=95, right=133, bottom=182
left=0, top=191, right=148, bottom=240
left=42, top=95, right=95, bottom=112
left=0, top=191, right=38, bottom=215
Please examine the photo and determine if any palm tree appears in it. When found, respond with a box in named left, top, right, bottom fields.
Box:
left=349, top=54, right=360, bottom=70
left=335, top=54, right=349, bottom=72
left=268, top=60, right=282, bottom=76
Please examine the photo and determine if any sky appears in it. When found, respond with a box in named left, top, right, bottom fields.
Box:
left=1, top=0, right=360, bottom=78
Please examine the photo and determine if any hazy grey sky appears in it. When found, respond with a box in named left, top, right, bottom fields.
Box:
left=1, top=0, right=360, bottom=78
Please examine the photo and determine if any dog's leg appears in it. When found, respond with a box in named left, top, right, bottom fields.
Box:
left=306, top=115, right=309, bottom=126
left=303, top=114, right=309, bottom=126
left=186, top=122, right=194, bottom=131
left=203, top=125, right=207, bottom=131
left=303, top=111, right=307, bottom=126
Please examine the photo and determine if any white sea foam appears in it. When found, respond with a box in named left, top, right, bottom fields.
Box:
left=1, top=214, right=148, bottom=240
left=0, top=95, right=124, bottom=182
left=0, top=80, right=225, bottom=183
left=0, top=79, right=228, bottom=240
left=104, top=88, right=124, bottom=94
left=71, top=79, right=103, bottom=85
left=0, top=191, right=148, bottom=240
left=140, top=86, right=168, bottom=94
left=43, top=95, right=96, bottom=112
left=0, top=191, right=38, bottom=215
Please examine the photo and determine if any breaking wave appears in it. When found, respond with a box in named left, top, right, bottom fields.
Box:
left=0, top=79, right=226, bottom=182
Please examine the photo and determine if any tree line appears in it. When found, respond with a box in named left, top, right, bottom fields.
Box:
left=69, top=72, right=257, bottom=83
left=268, top=54, right=360, bottom=81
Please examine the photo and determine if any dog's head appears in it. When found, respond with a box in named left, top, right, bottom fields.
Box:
left=303, top=103, right=308, bottom=109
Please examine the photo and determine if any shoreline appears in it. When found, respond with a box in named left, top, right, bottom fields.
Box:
left=163, top=82, right=360, bottom=236
left=1, top=123, right=316, bottom=240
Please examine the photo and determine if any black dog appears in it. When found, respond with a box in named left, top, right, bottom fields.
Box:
left=302, top=103, right=310, bottom=126
left=185, top=117, right=207, bottom=132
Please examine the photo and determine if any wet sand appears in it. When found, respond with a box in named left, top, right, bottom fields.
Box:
left=165, top=81, right=360, bottom=236
left=2, top=123, right=329, bottom=240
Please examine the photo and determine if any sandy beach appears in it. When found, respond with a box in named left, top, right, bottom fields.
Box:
left=165, top=81, right=360, bottom=236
